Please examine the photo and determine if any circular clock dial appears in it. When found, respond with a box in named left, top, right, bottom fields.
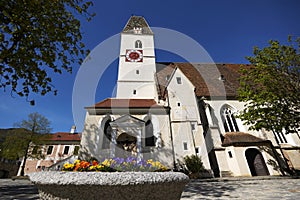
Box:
left=126, top=50, right=143, bottom=62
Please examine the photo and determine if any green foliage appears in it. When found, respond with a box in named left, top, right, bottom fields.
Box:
left=238, top=37, right=300, bottom=134
left=1, top=128, right=48, bottom=160
left=1, top=112, right=52, bottom=160
left=0, top=0, right=94, bottom=100
left=183, top=155, right=205, bottom=173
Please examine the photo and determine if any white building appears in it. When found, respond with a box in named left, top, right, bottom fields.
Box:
left=80, top=16, right=300, bottom=177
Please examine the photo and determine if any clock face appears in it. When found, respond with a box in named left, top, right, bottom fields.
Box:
left=125, top=49, right=143, bottom=62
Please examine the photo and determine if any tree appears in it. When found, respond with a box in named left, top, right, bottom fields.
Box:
left=238, top=37, right=300, bottom=136
left=2, top=112, right=52, bottom=176
left=0, top=0, right=94, bottom=102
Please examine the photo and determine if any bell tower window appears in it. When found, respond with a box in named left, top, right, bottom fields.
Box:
left=135, top=40, right=142, bottom=48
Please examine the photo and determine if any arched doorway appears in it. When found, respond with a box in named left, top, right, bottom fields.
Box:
left=245, top=148, right=269, bottom=176
left=116, top=133, right=137, bottom=158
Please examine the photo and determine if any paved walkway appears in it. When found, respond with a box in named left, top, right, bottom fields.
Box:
left=181, top=176, right=300, bottom=200
left=0, top=178, right=39, bottom=200
left=0, top=176, right=299, bottom=199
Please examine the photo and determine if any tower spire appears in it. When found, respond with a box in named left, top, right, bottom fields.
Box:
left=122, top=16, right=153, bottom=35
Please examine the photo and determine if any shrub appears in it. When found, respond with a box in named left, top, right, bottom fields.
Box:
left=183, top=155, right=205, bottom=173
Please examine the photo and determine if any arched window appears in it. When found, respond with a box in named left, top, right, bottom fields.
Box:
left=102, top=119, right=112, bottom=149
left=221, top=106, right=239, bottom=132
left=145, top=120, right=155, bottom=146
left=135, top=40, right=142, bottom=48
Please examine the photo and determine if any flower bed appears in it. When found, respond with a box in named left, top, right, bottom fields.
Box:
left=29, top=157, right=189, bottom=200
left=62, top=157, right=169, bottom=172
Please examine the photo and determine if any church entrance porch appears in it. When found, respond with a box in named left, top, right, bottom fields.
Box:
left=245, top=148, right=269, bottom=176
left=109, top=115, right=145, bottom=160
left=116, top=133, right=137, bottom=158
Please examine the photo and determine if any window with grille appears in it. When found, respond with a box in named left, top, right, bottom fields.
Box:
left=221, top=106, right=239, bottom=132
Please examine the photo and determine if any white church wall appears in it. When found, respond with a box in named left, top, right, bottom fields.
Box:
left=192, top=124, right=211, bottom=169
left=225, top=147, right=244, bottom=176
left=172, top=122, right=196, bottom=161
left=117, top=58, right=156, bottom=82
left=116, top=82, right=157, bottom=100
left=215, top=150, right=230, bottom=172
left=79, top=112, right=102, bottom=159
left=167, top=69, right=201, bottom=123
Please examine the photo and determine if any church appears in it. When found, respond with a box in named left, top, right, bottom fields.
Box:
left=79, top=16, right=300, bottom=177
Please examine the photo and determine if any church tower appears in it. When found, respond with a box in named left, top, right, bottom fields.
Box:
left=116, top=16, right=158, bottom=101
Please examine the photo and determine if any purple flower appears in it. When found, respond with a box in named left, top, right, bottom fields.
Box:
left=125, top=156, right=136, bottom=163
left=113, top=157, right=124, bottom=164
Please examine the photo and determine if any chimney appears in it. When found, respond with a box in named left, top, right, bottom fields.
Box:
left=70, top=125, right=76, bottom=134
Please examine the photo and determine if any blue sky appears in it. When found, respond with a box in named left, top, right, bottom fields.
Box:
left=1, top=0, right=300, bottom=133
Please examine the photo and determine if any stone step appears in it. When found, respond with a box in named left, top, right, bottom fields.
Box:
left=221, top=170, right=233, bottom=177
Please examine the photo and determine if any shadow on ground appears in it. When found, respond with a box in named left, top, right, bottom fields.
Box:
left=181, top=180, right=238, bottom=199
left=0, top=183, right=39, bottom=200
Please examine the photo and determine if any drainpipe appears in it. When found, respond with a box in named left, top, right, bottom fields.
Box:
left=166, top=91, right=177, bottom=171
left=190, top=127, right=197, bottom=156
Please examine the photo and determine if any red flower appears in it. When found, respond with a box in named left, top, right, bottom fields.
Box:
left=80, top=161, right=90, bottom=169
left=92, top=160, right=98, bottom=166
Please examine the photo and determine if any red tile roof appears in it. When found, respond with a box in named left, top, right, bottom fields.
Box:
left=222, top=132, right=270, bottom=147
left=87, top=98, right=164, bottom=109
left=47, top=132, right=81, bottom=141
left=156, top=62, right=251, bottom=99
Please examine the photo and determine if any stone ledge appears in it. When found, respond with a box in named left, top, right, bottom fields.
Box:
left=29, top=171, right=189, bottom=200
left=29, top=171, right=189, bottom=185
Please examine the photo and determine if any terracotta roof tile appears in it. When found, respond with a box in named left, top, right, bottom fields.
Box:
left=47, top=132, right=81, bottom=141
left=222, top=132, right=270, bottom=147
left=156, top=62, right=251, bottom=99
left=87, top=98, right=163, bottom=109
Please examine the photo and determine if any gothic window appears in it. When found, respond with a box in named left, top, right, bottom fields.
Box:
left=102, top=119, right=112, bottom=149
left=145, top=120, right=155, bottom=146
left=274, top=132, right=287, bottom=144
left=221, top=106, right=239, bottom=132
left=135, top=40, right=142, bottom=48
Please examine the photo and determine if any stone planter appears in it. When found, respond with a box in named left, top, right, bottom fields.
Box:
left=29, top=171, right=189, bottom=200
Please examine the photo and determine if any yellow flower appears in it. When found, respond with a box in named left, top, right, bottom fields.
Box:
left=74, top=160, right=80, bottom=164
left=102, top=159, right=111, bottom=167
left=62, top=162, right=75, bottom=171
